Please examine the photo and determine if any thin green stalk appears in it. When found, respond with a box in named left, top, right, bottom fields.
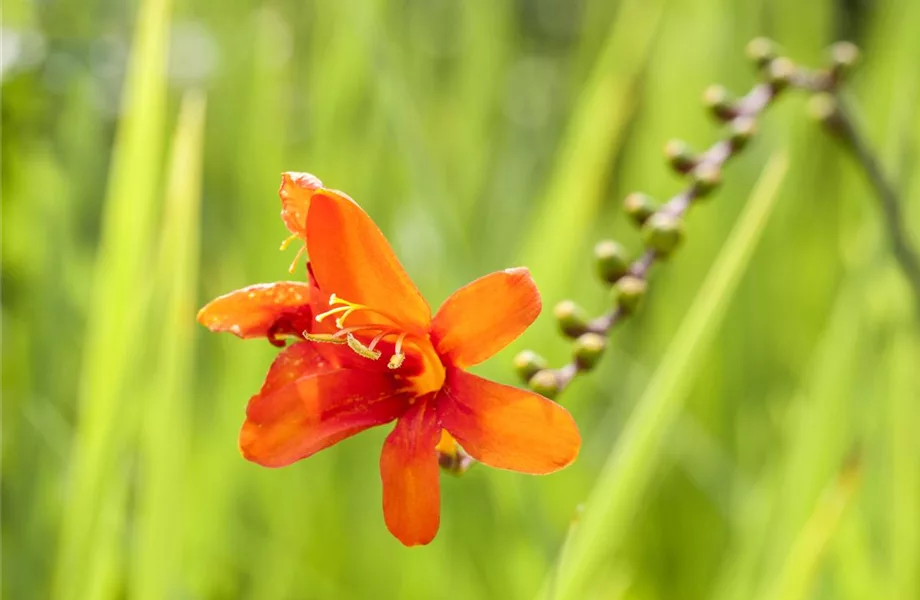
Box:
left=131, top=91, right=206, bottom=600
left=762, top=455, right=862, bottom=600
left=53, top=0, right=172, bottom=597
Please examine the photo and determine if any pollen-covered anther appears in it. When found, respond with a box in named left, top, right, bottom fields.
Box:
left=387, top=332, right=408, bottom=370
left=346, top=333, right=382, bottom=360
left=303, top=332, right=347, bottom=345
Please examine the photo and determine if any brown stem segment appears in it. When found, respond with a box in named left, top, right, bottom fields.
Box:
left=824, top=97, right=920, bottom=321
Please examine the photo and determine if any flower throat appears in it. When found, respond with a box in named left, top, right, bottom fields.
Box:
left=304, top=294, right=408, bottom=369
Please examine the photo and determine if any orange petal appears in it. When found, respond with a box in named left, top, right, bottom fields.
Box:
left=431, top=267, right=541, bottom=368
left=197, top=282, right=313, bottom=343
left=306, top=190, right=431, bottom=333
left=279, top=172, right=323, bottom=237
left=380, top=399, right=441, bottom=546
left=258, top=341, right=337, bottom=396
left=436, top=367, right=580, bottom=474
left=240, top=368, right=409, bottom=467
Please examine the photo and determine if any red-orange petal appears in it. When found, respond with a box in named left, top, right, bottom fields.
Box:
left=258, top=341, right=338, bottom=396
left=240, top=368, right=409, bottom=467
left=380, top=399, right=441, bottom=546
left=306, top=190, right=431, bottom=333
left=436, top=367, right=580, bottom=474
left=280, top=172, right=323, bottom=237
left=430, top=267, right=541, bottom=368
left=197, top=282, right=313, bottom=343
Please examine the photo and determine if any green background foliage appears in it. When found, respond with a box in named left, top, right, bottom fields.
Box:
left=2, top=0, right=918, bottom=598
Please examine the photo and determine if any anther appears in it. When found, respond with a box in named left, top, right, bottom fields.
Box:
left=346, top=333, right=381, bottom=360
left=304, top=332, right=346, bottom=345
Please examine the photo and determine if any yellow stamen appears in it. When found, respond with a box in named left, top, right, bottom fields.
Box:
left=304, top=293, right=412, bottom=368
left=287, top=244, right=306, bottom=274
left=314, top=305, right=352, bottom=323
left=279, top=233, right=298, bottom=251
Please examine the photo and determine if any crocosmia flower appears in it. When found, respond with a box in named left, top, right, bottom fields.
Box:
left=197, top=173, right=581, bottom=546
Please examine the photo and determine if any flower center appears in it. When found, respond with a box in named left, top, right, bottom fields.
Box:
left=303, top=294, right=410, bottom=369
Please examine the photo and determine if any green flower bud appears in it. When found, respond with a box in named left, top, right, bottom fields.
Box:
left=513, top=350, right=548, bottom=383
left=594, top=239, right=630, bottom=283
left=573, top=333, right=607, bottom=370
left=729, top=116, right=758, bottom=151
left=691, top=162, right=722, bottom=197
left=807, top=92, right=841, bottom=130
left=528, top=369, right=560, bottom=399
left=702, top=84, right=736, bottom=121
left=767, top=57, right=796, bottom=89
left=642, top=212, right=684, bottom=257
left=554, top=300, right=590, bottom=338
left=746, top=37, right=776, bottom=68
left=664, top=139, right=697, bottom=173
left=829, top=41, right=859, bottom=77
left=613, top=275, right=647, bottom=313
left=623, top=192, right=657, bottom=226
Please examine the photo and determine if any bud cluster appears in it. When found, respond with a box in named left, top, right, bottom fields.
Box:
left=512, top=37, right=865, bottom=399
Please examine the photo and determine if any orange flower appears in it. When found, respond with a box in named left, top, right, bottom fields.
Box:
left=197, top=173, right=581, bottom=546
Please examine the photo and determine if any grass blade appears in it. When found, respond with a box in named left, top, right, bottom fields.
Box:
left=52, top=0, right=172, bottom=597
left=130, top=90, right=207, bottom=600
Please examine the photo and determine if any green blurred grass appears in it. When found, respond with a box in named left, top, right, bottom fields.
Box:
left=2, top=1, right=918, bottom=599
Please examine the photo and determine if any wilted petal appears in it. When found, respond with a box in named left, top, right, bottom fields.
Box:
left=279, top=172, right=323, bottom=238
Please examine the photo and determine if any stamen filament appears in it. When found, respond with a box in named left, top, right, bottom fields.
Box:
left=287, top=244, right=306, bottom=274
left=388, top=332, right=408, bottom=369
left=367, top=328, right=397, bottom=352
left=315, top=305, right=352, bottom=323
left=279, top=234, right=298, bottom=251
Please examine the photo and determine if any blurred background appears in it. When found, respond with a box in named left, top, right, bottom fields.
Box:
left=3, top=0, right=919, bottom=598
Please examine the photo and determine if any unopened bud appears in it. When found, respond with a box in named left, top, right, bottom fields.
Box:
left=614, top=275, right=647, bottom=314
left=623, top=192, right=658, bottom=226
left=554, top=300, right=590, bottom=338
left=702, top=84, right=736, bottom=121
left=438, top=445, right=473, bottom=475
left=594, top=240, right=630, bottom=283
left=767, top=57, right=796, bottom=89
left=691, top=162, right=722, bottom=197
left=642, top=212, right=684, bottom=257
left=808, top=93, right=842, bottom=131
left=829, top=41, right=860, bottom=78
left=528, top=369, right=560, bottom=399
left=729, top=116, right=758, bottom=151
left=513, top=350, right=548, bottom=383
left=573, top=333, right=607, bottom=370
left=664, top=139, right=698, bottom=174
left=746, top=37, right=777, bottom=69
